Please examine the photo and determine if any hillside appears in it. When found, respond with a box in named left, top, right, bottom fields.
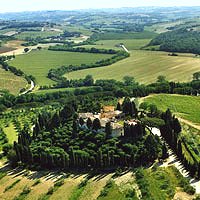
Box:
left=66, top=50, right=200, bottom=83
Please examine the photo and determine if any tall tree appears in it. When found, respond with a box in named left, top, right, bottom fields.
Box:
left=86, top=118, right=93, bottom=129
left=105, top=122, right=112, bottom=138
left=93, top=118, right=101, bottom=131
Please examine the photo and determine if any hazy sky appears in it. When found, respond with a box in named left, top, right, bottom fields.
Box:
left=1, top=0, right=200, bottom=12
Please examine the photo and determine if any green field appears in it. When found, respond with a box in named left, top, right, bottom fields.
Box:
left=92, top=31, right=157, bottom=40
left=81, top=39, right=151, bottom=50
left=142, top=94, right=200, bottom=124
left=145, top=21, right=185, bottom=33
left=0, top=68, right=27, bottom=94
left=33, top=86, right=91, bottom=95
left=15, top=31, right=61, bottom=40
left=3, top=123, right=18, bottom=144
left=8, top=49, right=112, bottom=86
left=66, top=50, right=200, bottom=84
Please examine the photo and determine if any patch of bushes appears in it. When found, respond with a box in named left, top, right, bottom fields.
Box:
left=14, top=186, right=31, bottom=200
left=0, top=172, right=6, bottom=180
left=4, top=179, right=21, bottom=192
left=98, top=180, right=113, bottom=197
left=38, top=178, right=65, bottom=200
left=32, top=179, right=41, bottom=186
left=69, top=178, right=89, bottom=200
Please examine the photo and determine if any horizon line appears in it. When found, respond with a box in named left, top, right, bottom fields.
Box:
left=1, top=5, right=200, bottom=14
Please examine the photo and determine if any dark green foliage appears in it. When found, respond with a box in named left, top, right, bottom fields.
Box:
left=93, top=118, right=101, bottom=131
left=11, top=101, right=163, bottom=170
left=86, top=118, right=93, bottom=129
left=2, top=143, right=13, bottom=155
left=122, top=97, right=137, bottom=117
left=148, top=28, right=200, bottom=54
left=105, top=122, right=112, bottom=139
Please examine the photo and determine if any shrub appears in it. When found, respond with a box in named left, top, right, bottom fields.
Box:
left=4, top=179, right=21, bottom=192
left=32, top=179, right=41, bottom=186
left=54, top=179, right=64, bottom=187
left=47, top=187, right=54, bottom=195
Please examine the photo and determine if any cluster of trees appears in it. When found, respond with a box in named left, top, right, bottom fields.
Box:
left=124, top=122, right=144, bottom=139
left=160, top=109, right=200, bottom=178
left=90, top=22, right=144, bottom=32
left=3, top=22, right=48, bottom=29
left=148, top=28, right=200, bottom=54
left=62, top=31, right=81, bottom=37
left=49, top=45, right=118, bottom=54
left=121, top=97, right=138, bottom=117
left=9, top=100, right=165, bottom=169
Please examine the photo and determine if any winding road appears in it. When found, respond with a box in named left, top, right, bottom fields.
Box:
left=19, top=80, right=35, bottom=95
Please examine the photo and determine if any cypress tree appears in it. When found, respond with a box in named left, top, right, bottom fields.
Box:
left=116, top=102, right=122, bottom=111
left=93, top=118, right=101, bottom=131
left=173, top=118, right=182, bottom=134
left=86, top=118, right=93, bottom=129
left=105, top=122, right=112, bottom=139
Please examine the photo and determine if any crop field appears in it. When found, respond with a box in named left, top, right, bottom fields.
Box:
left=15, top=31, right=61, bottom=40
left=66, top=50, right=200, bottom=84
left=33, top=86, right=93, bottom=95
left=0, top=68, right=27, bottom=94
left=8, top=49, right=112, bottom=86
left=80, top=39, right=151, bottom=50
left=142, top=94, right=200, bottom=125
left=145, top=20, right=185, bottom=33
left=0, top=165, right=194, bottom=200
left=62, top=25, right=92, bottom=36
left=92, top=31, right=157, bottom=40
left=0, top=46, right=15, bottom=54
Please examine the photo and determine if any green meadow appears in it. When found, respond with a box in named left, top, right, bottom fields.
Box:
left=66, top=50, right=200, bottom=84
left=9, top=49, right=112, bottom=86
left=143, top=94, right=200, bottom=124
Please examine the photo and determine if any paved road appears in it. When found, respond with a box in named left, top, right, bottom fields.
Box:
left=20, top=80, right=35, bottom=96
left=120, top=44, right=129, bottom=53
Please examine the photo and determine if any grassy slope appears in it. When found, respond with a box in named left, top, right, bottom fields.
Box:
left=16, top=31, right=61, bottom=40
left=143, top=94, right=200, bottom=124
left=79, top=174, right=113, bottom=200
left=81, top=39, right=151, bottom=50
left=140, top=166, right=186, bottom=200
left=3, top=123, right=18, bottom=144
left=67, top=50, right=200, bottom=84
left=0, top=68, right=27, bottom=95
left=8, top=49, right=112, bottom=86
